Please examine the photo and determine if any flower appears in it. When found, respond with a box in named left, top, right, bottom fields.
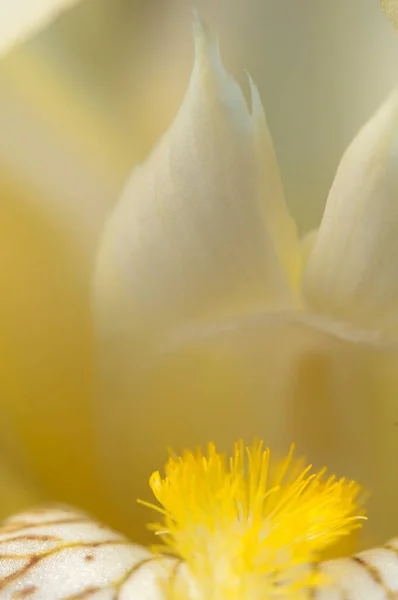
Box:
left=145, top=441, right=364, bottom=599
left=0, top=442, right=395, bottom=599
left=1, top=0, right=398, bottom=563
left=94, top=16, right=398, bottom=549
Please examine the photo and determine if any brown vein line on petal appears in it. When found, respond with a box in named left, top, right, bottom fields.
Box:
left=351, top=556, right=394, bottom=597
left=0, top=540, right=130, bottom=591
left=61, top=556, right=167, bottom=600
left=0, top=534, right=61, bottom=545
left=113, top=555, right=166, bottom=593
left=0, top=517, right=92, bottom=534
left=0, top=555, right=41, bottom=592
left=61, top=586, right=103, bottom=600
left=11, top=584, right=38, bottom=599
left=167, top=558, right=183, bottom=598
left=0, top=540, right=129, bottom=561
left=307, top=562, right=320, bottom=599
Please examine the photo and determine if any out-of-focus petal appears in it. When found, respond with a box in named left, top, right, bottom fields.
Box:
left=0, top=507, right=171, bottom=598
left=0, top=177, right=114, bottom=524
left=0, top=452, right=41, bottom=520
left=382, top=0, right=398, bottom=30
left=0, top=24, right=132, bottom=524
left=95, top=19, right=297, bottom=349
left=303, top=91, right=398, bottom=334
left=0, top=45, right=129, bottom=251
left=0, top=0, right=82, bottom=56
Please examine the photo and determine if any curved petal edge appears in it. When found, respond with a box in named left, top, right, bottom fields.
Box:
left=303, top=90, right=398, bottom=334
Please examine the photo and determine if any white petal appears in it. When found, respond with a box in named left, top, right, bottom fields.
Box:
left=0, top=0, right=81, bottom=56
left=0, top=507, right=172, bottom=599
left=303, top=91, right=398, bottom=333
left=318, top=540, right=398, bottom=599
left=94, top=19, right=296, bottom=346
left=5, top=506, right=398, bottom=598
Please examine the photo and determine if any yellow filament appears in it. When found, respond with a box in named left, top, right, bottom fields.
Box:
left=141, top=440, right=365, bottom=599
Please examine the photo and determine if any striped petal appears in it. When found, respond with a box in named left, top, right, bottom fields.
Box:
left=303, top=91, right=398, bottom=335
left=1, top=507, right=398, bottom=598
left=0, top=507, right=171, bottom=598
left=317, top=540, right=398, bottom=599
left=0, top=0, right=82, bottom=56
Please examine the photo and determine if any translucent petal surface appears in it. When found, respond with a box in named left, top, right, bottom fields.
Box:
left=303, top=91, right=398, bottom=334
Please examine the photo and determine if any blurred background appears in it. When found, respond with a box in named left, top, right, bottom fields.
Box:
left=0, top=0, right=397, bottom=533
left=2, top=0, right=398, bottom=240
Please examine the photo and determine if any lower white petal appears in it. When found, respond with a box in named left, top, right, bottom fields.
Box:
left=0, top=507, right=170, bottom=599
left=1, top=507, right=398, bottom=598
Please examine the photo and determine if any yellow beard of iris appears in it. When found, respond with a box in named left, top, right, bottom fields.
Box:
left=141, top=441, right=365, bottom=599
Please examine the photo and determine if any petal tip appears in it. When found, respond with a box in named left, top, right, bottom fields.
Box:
left=192, top=13, right=220, bottom=68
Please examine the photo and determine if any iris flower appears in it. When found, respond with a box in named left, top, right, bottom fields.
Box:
left=95, top=4, right=398, bottom=549
left=2, top=0, right=398, bottom=598
left=0, top=441, right=395, bottom=598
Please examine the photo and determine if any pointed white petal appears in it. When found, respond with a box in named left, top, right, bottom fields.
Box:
left=95, top=20, right=296, bottom=347
left=303, top=91, right=398, bottom=333
left=0, top=0, right=82, bottom=56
